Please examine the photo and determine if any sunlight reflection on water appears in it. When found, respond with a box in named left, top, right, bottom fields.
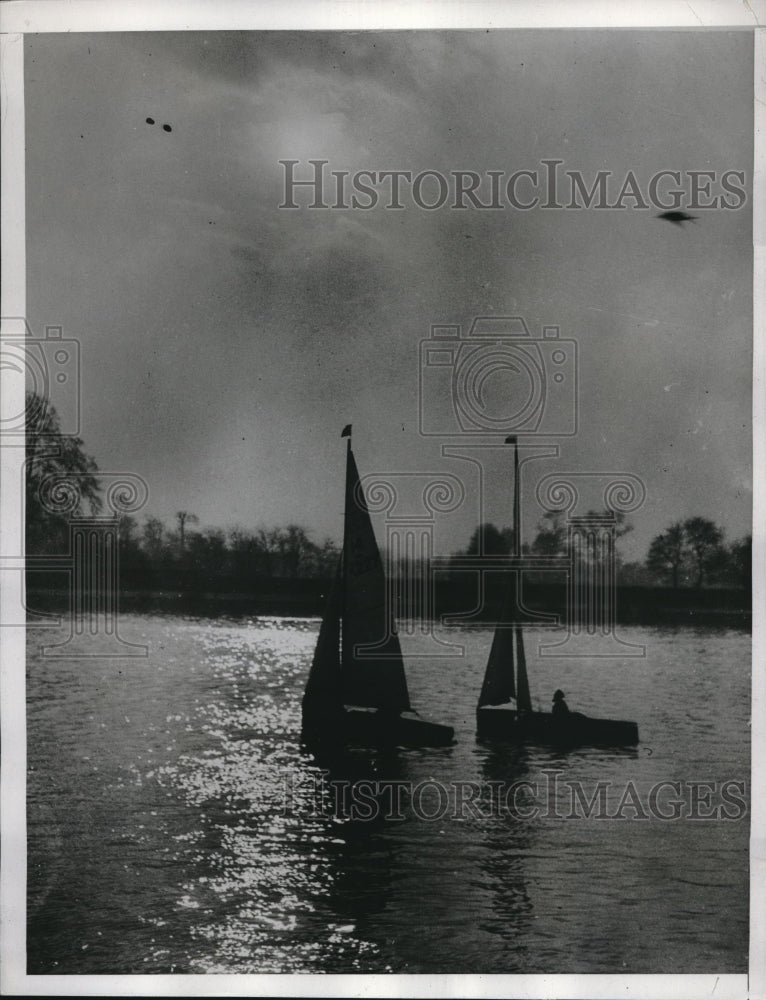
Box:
left=27, top=615, right=749, bottom=974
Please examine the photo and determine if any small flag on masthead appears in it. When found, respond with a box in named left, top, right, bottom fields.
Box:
left=341, top=424, right=352, bottom=438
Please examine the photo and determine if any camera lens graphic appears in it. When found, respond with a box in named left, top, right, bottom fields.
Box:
left=454, top=345, right=544, bottom=430
left=0, top=343, right=48, bottom=429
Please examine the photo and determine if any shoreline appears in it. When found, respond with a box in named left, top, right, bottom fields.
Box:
left=25, top=580, right=752, bottom=629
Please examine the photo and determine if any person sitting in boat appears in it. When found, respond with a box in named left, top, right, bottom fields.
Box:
left=552, top=689, right=570, bottom=717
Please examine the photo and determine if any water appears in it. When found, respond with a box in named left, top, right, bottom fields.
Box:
left=26, top=615, right=749, bottom=974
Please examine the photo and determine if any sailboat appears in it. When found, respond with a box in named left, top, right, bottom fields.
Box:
left=476, top=437, right=639, bottom=747
left=302, top=426, right=455, bottom=749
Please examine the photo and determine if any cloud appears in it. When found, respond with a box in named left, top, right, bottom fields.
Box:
left=23, top=30, right=753, bottom=547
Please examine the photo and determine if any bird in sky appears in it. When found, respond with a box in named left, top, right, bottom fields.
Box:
left=146, top=117, right=173, bottom=132
left=657, top=211, right=698, bottom=226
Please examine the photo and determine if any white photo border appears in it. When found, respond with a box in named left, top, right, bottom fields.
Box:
left=1, top=2, right=762, bottom=998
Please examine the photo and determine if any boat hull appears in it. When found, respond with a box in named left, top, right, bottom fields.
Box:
left=303, top=705, right=455, bottom=749
left=477, top=706, right=638, bottom=746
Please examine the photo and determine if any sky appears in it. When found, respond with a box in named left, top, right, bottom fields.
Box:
left=23, top=29, right=753, bottom=562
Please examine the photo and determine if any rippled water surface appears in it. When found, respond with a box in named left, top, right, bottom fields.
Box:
left=27, top=615, right=749, bottom=974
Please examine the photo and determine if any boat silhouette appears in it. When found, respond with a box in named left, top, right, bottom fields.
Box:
left=476, top=437, right=639, bottom=747
left=302, top=426, right=455, bottom=749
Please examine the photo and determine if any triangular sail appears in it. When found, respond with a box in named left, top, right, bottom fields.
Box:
left=478, top=436, right=532, bottom=711
left=341, top=445, right=411, bottom=712
left=478, top=588, right=516, bottom=706
left=515, top=625, right=532, bottom=712
left=303, top=559, right=342, bottom=712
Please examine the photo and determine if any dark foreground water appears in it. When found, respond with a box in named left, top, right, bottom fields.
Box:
left=27, top=615, right=749, bottom=974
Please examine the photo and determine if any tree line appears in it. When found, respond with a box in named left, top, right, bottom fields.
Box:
left=120, top=514, right=339, bottom=590
left=645, top=517, right=750, bottom=589
left=25, top=392, right=750, bottom=592
left=449, top=513, right=750, bottom=590
left=24, top=392, right=339, bottom=590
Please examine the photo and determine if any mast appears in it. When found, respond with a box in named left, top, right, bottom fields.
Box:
left=301, top=426, right=352, bottom=717
left=341, top=423, right=352, bottom=665
left=302, top=426, right=351, bottom=717
left=508, top=435, right=532, bottom=712
left=511, top=435, right=520, bottom=560
left=478, top=436, right=521, bottom=708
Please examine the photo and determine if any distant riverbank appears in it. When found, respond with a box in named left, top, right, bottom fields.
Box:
left=26, top=575, right=751, bottom=628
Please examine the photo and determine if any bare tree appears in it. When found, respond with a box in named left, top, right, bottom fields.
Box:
left=531, top=511, right=567, bottom=556
left=142, top=517, right=166, bottom=560
left=646, top=518, right=725, bottom=588
left=175, top=511, right=199, bottom=554
left=682, top=516, right=724, bottom=587
left=25, top=391, right=101, bottom=553
left=646, top=522, right=686, bottom=587
left=117, top=514, right=138, bottom=546
left=464, top=522, right=512, bottom=556
left=727, top=535, right=752, bottom=590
